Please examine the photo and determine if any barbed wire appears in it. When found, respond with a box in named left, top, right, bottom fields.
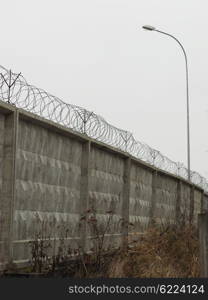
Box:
left=0, top=65, right=207, bottom=192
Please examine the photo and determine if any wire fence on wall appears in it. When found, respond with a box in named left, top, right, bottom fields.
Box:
left=0, top=65, right=207, bottom=192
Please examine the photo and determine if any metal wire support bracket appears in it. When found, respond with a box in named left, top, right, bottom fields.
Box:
left=0, top=70, right=21, bottom=103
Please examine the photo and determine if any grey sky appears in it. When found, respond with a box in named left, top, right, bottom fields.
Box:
left=1, top=0, right=208, bottom=178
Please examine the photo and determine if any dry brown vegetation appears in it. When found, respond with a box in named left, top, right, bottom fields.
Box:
left=106, top=224, right=200, bottom=278
left=2, top=223, right=200, bottom=278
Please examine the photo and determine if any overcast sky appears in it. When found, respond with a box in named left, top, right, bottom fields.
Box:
left=1, top=0, right=208, bottom=178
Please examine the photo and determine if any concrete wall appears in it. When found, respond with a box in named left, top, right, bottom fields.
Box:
left=129, top=163, right=153, bottom=233
left=14, top=118, right=83, bottom=262
left=0, top=100, right=206, bottom=270
left=203, top=193, right=208, bottom=211
left=87, top=145, right=124, bottom=249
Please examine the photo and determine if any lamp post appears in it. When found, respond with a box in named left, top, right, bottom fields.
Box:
left=142, top=25, right=191, bottom=181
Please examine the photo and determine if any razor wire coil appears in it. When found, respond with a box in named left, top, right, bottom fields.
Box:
left=0, top=65, right=207, bottom=192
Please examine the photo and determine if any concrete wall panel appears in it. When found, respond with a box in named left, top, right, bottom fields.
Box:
left=129, top=164, right=152, bottom=233
left=154, top=174, right=177, bottom=225
left=0, top=102, right=206, bottom=269
left=204, top=194, right=208, bottom=211
left=180, top=183, right=191, bottom=222
left=193, top=189, right=202, bottom=224
left=0, top=113, right=4, bottom=263
left=13, top=119, right=82, bottom=262
left=88, top=146, right=125, bottom=248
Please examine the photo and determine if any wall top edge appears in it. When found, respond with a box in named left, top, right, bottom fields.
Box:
left=0, top=100, right=16, bottom=113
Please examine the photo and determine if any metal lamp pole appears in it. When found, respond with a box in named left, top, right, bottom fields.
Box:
left=142, top=25, right=191, bottom=181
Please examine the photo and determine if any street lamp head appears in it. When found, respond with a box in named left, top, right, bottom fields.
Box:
left=142, top=25, right=156, bottom=31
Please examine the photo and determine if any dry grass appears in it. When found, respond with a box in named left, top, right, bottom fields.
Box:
left=106, top=224, right=200, bottom=278
left=3, top=223, right=199, bottom=278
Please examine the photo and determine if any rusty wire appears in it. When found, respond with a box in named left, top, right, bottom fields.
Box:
left=0, top=65, right=207, bottom=192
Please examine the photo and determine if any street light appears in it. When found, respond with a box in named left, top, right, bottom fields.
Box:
left=142, top=25, right=191, bottom=181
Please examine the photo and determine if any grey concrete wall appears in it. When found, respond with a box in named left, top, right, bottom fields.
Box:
left=129, top=163, right=152, bottom=234
left=87, top=145, right=124, bottom=250
left=0, top=100, right=206, bottom=269
left=0, top=113, right=4, bottom=264
left=194, top=189, right=203, bottom=224
left=13, top=117, right=83, bottom=263
left=154, top=172, right=178, bottom=225
left=0, top=107, right=18, bottom=269
left=203, top=194, right=208, bottom=211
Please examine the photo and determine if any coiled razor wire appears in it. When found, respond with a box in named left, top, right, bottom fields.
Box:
left=0, top=65, right=207, bottom=192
